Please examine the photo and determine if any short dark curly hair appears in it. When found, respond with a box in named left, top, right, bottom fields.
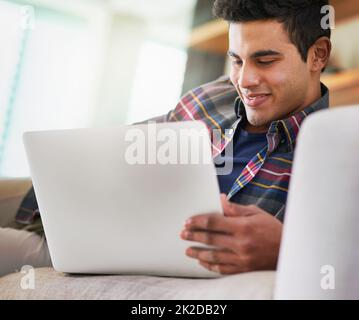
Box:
left=213, top=0, right=331, bottom=63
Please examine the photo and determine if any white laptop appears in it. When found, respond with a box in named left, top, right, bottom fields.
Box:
left=23, top=121, right=223, bottom=278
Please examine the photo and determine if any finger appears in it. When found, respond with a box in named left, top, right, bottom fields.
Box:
left=186, top=247, right=238, bottom=265
left=198, top=261, right=241, bottom=275
left=221, top=195, right=256, bottom=217
left=184, top=213, right=236, bottom=234
left=180, top=230, right=234, bottom=249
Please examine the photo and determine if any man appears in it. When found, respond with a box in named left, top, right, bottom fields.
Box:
left=1, top=0, right=331, bottom=276
left=179, top=0, right=331, bottom=274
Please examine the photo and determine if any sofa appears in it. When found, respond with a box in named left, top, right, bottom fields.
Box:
left=1, top=106, right=359, bottom=300
left=0, top=178, right=275, bottom=299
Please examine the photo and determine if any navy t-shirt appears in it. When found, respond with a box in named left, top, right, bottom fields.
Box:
left=216, top=127, right=268, bottom=194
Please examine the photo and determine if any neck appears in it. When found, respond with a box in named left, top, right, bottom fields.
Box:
left=244, top=122, right=269, bottom=133
left=289, top=81, right=322, bottom=117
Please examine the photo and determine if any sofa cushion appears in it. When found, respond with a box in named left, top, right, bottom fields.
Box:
left=0, top=267, right=275, bottom=300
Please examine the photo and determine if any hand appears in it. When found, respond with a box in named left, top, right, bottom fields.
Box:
left=180, top=194, right=283, bottom=274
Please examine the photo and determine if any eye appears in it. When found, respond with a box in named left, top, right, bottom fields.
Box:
left=231, top=60, right=243, bottom=66
left=257, top=60, right=275, bottom=66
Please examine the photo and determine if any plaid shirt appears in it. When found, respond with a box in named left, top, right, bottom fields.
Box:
left=16, top=76, right=329, bottom=229
left=145, top=76, right=329, bottom=220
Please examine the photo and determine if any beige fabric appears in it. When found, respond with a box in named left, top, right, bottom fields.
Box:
left=0, top=228, right=52, bottom=277
left=0, top=267, right=275, bottom=300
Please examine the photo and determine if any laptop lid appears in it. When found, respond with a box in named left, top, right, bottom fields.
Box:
left=23, top=121, right=223, bottom=278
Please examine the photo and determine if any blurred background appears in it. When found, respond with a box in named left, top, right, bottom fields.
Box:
left=0, top=0, right=358, bottom=178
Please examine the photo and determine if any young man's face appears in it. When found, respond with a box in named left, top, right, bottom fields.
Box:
left=228, top=20, right=316, bottom=130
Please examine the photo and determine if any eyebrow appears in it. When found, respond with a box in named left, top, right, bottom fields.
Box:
left=227, top=50, right=282, bottom=59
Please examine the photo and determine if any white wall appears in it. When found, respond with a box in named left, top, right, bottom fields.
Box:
left=92, top=15, right=147, bottom=126
left=0, top=0, right=194, bottom=177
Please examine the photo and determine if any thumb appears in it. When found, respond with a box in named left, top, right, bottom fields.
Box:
left=220, top=193, right=256, bottom=217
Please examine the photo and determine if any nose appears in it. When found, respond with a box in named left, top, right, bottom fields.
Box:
left=236, top=63, right=260, bottom=91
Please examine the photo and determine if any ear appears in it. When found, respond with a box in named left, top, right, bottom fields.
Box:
left=308, top=37, right=332, bottom=73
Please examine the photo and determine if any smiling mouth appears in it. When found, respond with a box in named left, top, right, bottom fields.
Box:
left=245, top=94, right=270, bottom=99
left=242, top=93, right=271, bottom=108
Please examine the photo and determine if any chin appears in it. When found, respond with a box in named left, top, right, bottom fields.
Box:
left=246, top=111, right=269, bottom=127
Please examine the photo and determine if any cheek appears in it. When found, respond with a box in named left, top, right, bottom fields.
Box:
left=264, top=69, right=289, bottom=94
left=263, top=71, right=297, bottom=112
left=268, top=59, right=308, bottom=97
left=229, top=67, right=239, bottom=87
left=270, top=70, right=306, bottom=104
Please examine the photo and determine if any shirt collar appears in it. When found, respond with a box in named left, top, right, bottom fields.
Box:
left=234, top=83, right=329, bottom=152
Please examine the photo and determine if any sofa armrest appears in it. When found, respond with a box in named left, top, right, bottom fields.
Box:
left=0, top=178, right=32, bottom=200
left=0, top=178, right=32, bottom=227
